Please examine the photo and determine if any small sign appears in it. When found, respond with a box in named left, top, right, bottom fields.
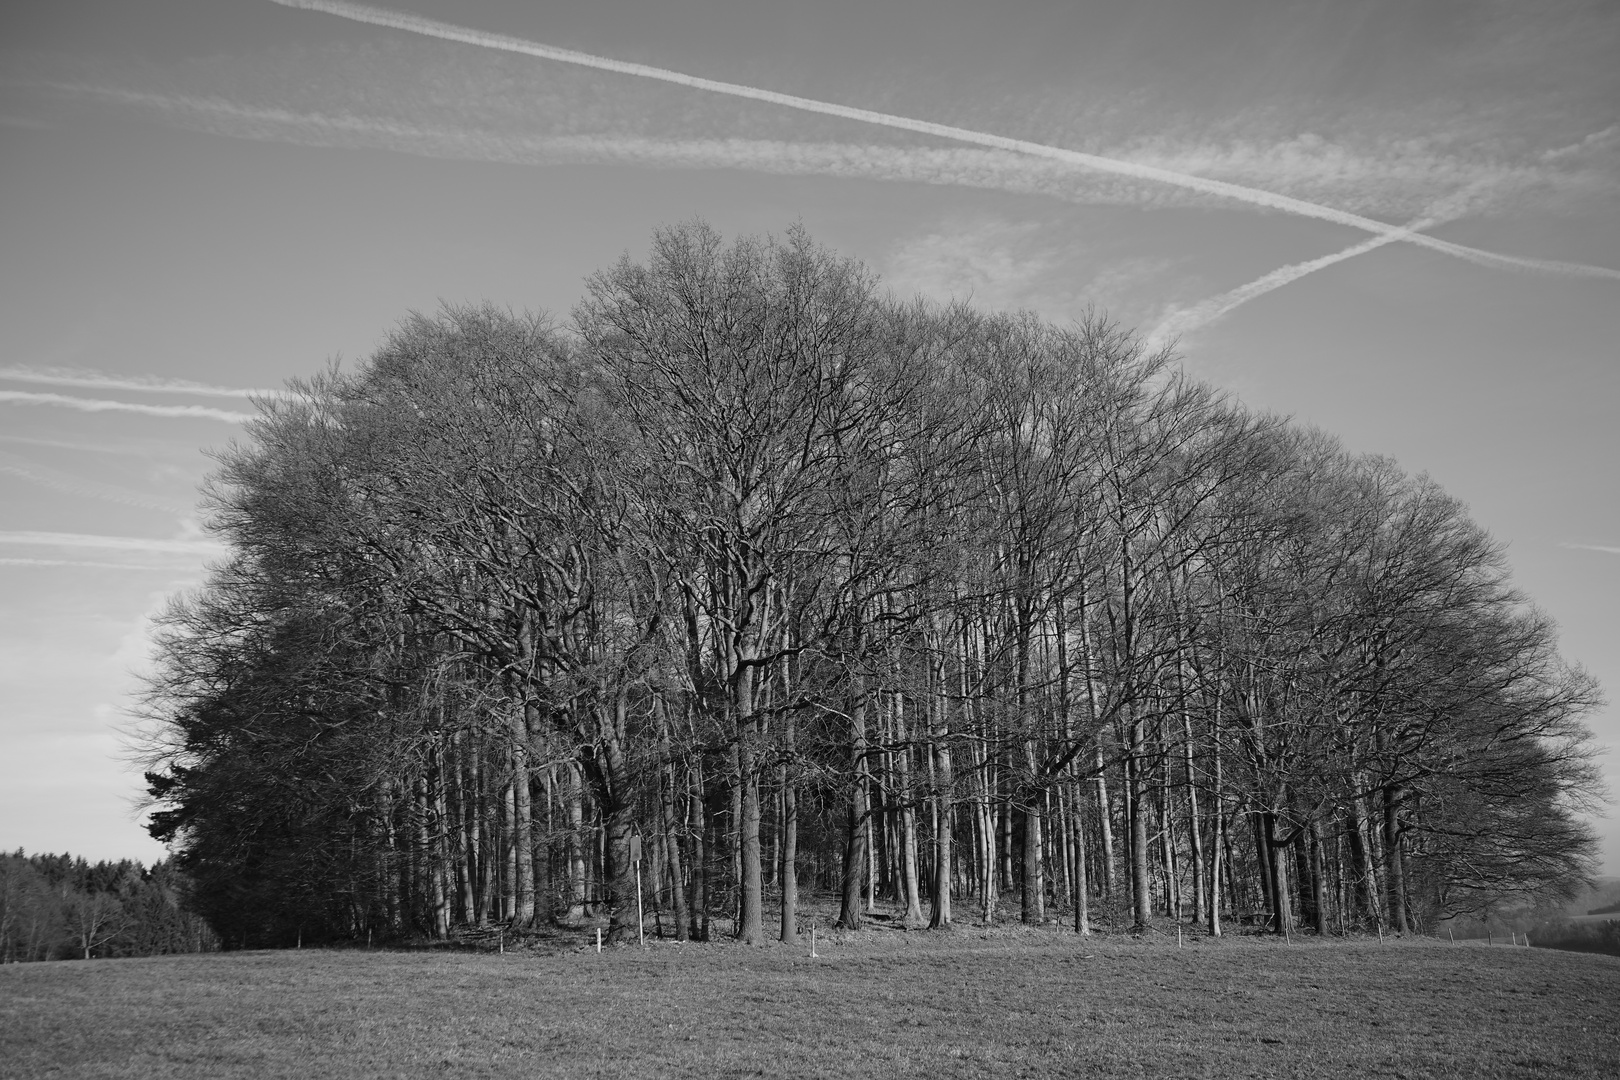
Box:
left=629, top=834, right=642, bottom=866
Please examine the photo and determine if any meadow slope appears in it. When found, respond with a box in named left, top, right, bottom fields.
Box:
left=3, top=930, right=1617, bottom=1079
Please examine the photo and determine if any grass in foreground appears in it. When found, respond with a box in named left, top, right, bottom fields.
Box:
left=3, top=925, right=1617, bottom=1078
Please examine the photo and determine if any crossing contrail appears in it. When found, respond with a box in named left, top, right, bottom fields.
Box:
left=1149, top=213, right=1452, bottom=346
left=0, top=365, right=286, bottom=399
left=267, top=0, right=1620, bottom=282
left=0, top=390, right=254, bottom=422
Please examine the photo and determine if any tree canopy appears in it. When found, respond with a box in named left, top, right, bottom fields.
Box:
left=141, top=221, right=1603, bottom=949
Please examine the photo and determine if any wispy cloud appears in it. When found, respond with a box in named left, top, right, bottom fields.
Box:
left=0, top=558, right=187, bottom=571
left=0, top=530, right=226, bottom=556
left=0, top=453, right=193, bottom=514
left=879, top=218, right=1182, bottom=329
left=0, top=390, right=254, bottom=422
left=0, top=433, right=192, bottom=458
left=24, top=83, right=1301, bottom=216
left=265, top=0, right=1620, bottom=282
left=1560, top=542, right=1620, bottom=556
left=0, top=365, right=286, bottom=399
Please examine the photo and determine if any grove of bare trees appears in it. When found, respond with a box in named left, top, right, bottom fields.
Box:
left=141, top=222, right=1603, bottom=949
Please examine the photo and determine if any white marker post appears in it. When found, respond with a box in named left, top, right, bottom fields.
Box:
left=630, top=833, right=645, bottom=948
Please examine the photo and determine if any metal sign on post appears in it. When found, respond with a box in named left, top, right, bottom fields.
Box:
left=630, top=833, right=645, bottom=947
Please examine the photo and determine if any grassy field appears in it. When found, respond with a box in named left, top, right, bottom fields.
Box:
left=4, top=924, right=1618, bottom=1079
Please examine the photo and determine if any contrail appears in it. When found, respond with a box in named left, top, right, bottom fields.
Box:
left=0, top=365, right=287, bottom=399
left=0, top=390, right=254, bottom=422
left=41, top=82, right=1251, bottom=215
left=1149, top=214, right=1449, bottom=346
left=268, top=0, right=1620, bottom=282
left=0, top=530, right=227, bottom=555
left=0, top=557, right=185, bottom=571
left=1559, top=542, right=1620, bottom=556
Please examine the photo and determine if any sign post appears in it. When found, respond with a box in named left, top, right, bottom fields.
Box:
left=630, top=833, right=645, bottom=947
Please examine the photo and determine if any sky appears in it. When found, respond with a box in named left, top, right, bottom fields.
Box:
left=2, top=0, right=1617, bottom=875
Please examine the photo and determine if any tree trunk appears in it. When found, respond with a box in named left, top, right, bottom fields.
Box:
left=658, top=753, right=691, bottom=942
left=836, top=684, right=869, bottom=930
left=895, top=694, right=925, bottom=926
left=598, top=693, right=639, bottom=944
left=1072, top=787, right=1091, bottom=936
left=1309, top=820, right=1330, bottom=935
left=779, top=705, right=799, bottom=944
left=563, top=764, right=587, bottom=922
left=928, top=656, right=954, bottom=929
left=1127, top=708, right=1153, bottom=929
left=1345, top=800, right=1375, bottom=927
left=1021, top=800, right=1045, bottom=924
left=1383, top=784, right=1407, bottom=935
left=1182, top=715, right=1206, bottom=926
left=735, top=698, right=764, bottom=945
left=691, top=762, right=710, bottom=941
left=1207, top=733, right=1224, bottom=937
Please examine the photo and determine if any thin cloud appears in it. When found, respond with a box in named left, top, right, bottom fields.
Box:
left=0, top=365, right=287, bottom=399
left=0, top=454, right=193, bottom=515
left=0, top=558, right=185, bottom=571
left=34, top=83, right=1271, bottom=215
left=1560, top=542, right=1620, bottom=555
left=0, top=433, right=171, bottom=456
left=0, top=530, right=226, bottom=556
left=268, top=0, right=1620, bottom=282
left=0, top=390, right=254, bottom=422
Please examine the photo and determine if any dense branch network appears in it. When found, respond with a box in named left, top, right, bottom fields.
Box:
left=141, top=222, right=1602, bottom=948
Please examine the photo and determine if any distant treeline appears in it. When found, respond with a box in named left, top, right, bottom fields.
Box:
left=1530, top=918, right=1620, bottom=958
left=0, top=851, right=218, bottom=962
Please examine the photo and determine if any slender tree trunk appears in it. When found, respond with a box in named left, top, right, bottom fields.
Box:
left=1309, top=820, right=1330, bottom=935
left=895, top=694, right=925, bottom=926
left=1207, top=732, right=1224, bottom=937
left=502, top=779, right=519, bottom=923
left=1127, top=707, right=1153, bottom=929
left=837, top=683, right=870, bottom=929
left=736, top=679, right=765, bottom=945
left=657, top=750, right=690, bottom=942
left=1073, top=786, right=1092, bottom=935
left=929, top=640, right=954, bottom=929
left=598, top=693, right=639, bottom=944
left=1182, top=715, right=1206, bottom=926
left=779, top=704, right=799, bottom=944
left=1076, top=594, right=1117, bottom=898
left=1021, top=799, right=1045, bottom=924
left=1263, top=814, right=1289, bottom=935
left=564, top=764, right=587, bottom=922
left=428, top=753, right=451, bottom=939
left=1346, top=800, right=1375, bottom=927
left=1383, top=784, right=1407, bottom=935
left=690, top=760, right=710, bottom=941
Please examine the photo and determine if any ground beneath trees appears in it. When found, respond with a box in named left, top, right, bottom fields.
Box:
left=4, top=924, right=1617, bottom=1078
